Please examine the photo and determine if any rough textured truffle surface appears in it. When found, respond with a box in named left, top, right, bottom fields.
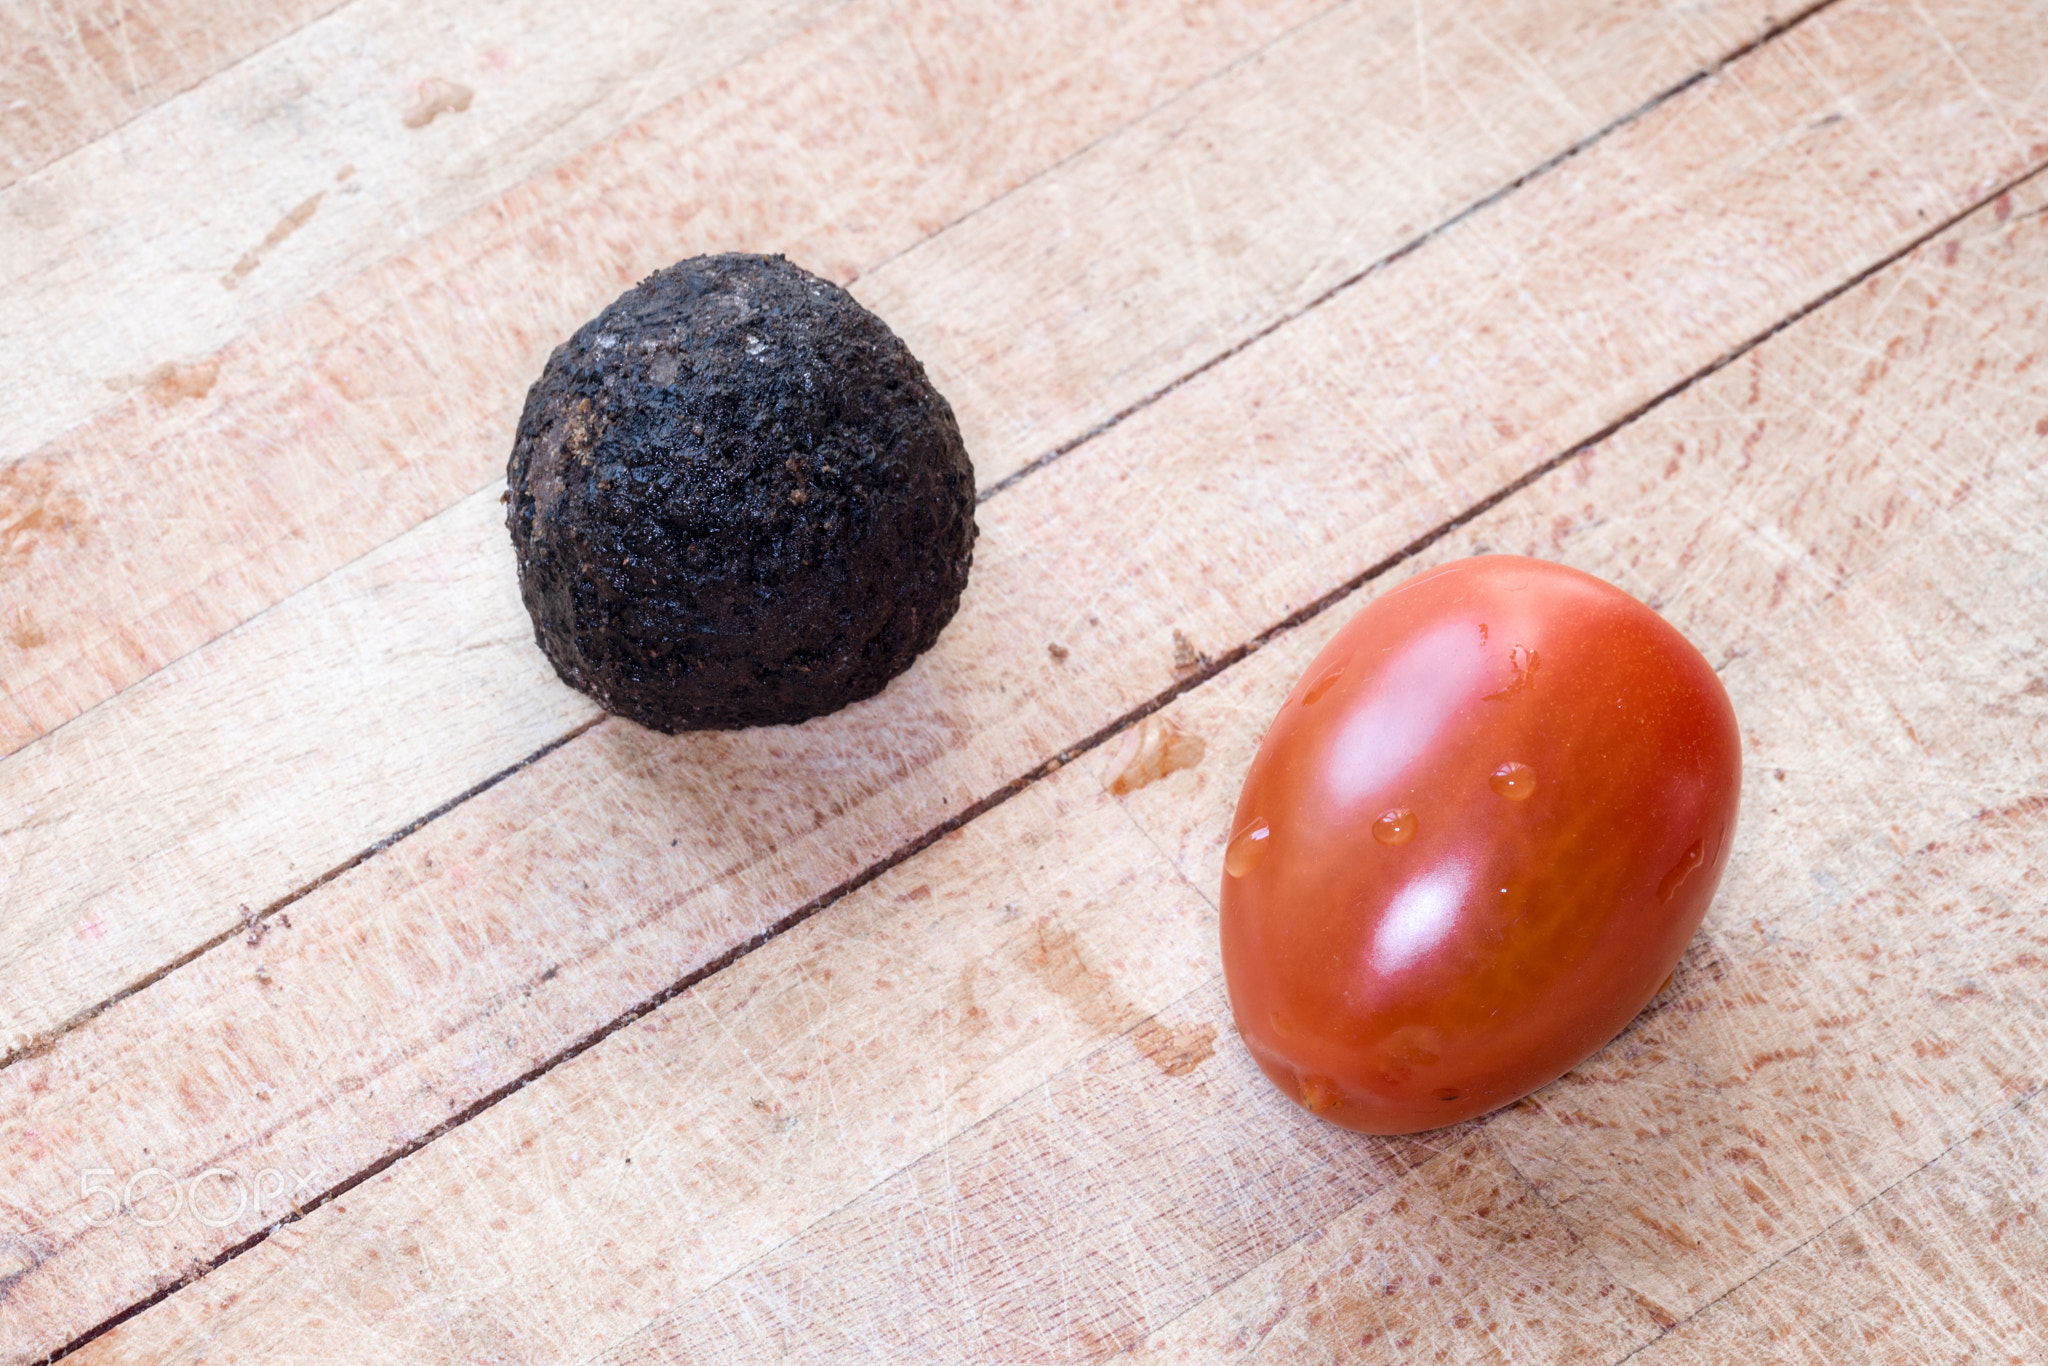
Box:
left=507, top=254, right=976, bottom=731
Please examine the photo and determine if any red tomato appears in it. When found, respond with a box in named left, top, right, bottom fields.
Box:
left=1220, top=555, right=1740, bottom=1134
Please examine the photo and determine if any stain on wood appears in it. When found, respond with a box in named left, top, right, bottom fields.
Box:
left=104, top=357, right=221, bottom=403
left=1132, top=1020, right=1218, bottom=1077
left=401, top=77, right=475, bottom=129
left=1023, top=916, right=1142, bottom=1037
left=0, top=464, right=90, bottom=569
left=220, top=190, right=323, bottom=288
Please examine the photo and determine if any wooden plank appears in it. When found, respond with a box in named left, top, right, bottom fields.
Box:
left=647, top=174, right=2048, bottom=1360
left=586, top=991, right=1651, bottom=1365
left=58, top=160, right=2048, bottom=1366
left=0, top=0, right=344, bottom=187
left=0, top=493, right=600, bottom=1055
left=7, top=0, right=2041, bottom=1059
left=0, top=0, right=841, bottom=460
left=1106, top=1132, right=1658, bottom=1364
left=4, top=757, right=1235, bottom=1357
left=0, top=0, right=1340, bottom=1048
left=1134, top=691, right=2048, bottom=1355
left=28, top=48, right=2048, bottom=1366
left=1627, top=1102, right=2046, bottom=1363
left=858, top=0, right=1813, bottom=491
left=0, top=0, right=1785, bottom=756
left=1103, top=197, right=2048, bottom=1356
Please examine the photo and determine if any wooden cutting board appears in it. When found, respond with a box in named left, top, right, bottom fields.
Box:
left=3, top=0, right=2044, bottom=1360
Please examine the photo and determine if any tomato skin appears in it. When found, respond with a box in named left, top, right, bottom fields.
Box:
left=1220, top=556, right=1740, bottom=1134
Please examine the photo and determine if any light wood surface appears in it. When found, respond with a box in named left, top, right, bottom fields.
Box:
left=12, top=0, right=2028, bottom=1059
left=3, top=0, right=2045, bottom=1361
left=1, top=0, right=345, bottom=186
left=0, top=0, right=1327, bottom=754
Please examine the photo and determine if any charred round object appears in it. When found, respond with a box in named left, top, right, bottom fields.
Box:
left=507, top=254, right=976, bottom=731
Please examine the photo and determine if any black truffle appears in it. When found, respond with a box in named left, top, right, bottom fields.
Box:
left=507, top=254, right=976, bottom=732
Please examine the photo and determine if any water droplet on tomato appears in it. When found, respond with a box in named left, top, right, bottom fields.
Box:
left=1371, top=808, right=1418, bottom=845
left=1225, top=819, right=1271, bottom=877
left=1302, top=662, right=1346, bottom=706
left=1657, top=838, right=1706, bottom=903
left=1270, top=1010, right=1295, bottom=1036
left=1489, top=761, right=1537, bottom=800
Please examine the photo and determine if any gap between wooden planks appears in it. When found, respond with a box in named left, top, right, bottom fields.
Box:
left=4, top=10, right=2048, bottom=1343
left=0, top=0, right=1781, bottom=755
left=0, top=0, right=1832, bottom=1048
left=49, top=152, right=2048, bottom=1366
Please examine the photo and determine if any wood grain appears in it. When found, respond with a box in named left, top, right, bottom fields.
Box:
left=1103, top=188, right=2048, bottom=1362
left=0, top=0, right=346, bottom=187
left=7, top=0, right=2040, bottom=1062
left=1108, top=1131, right=1658, bottom=1364
left=0, top=493, right=600, bottom=1058
left=0, top=0, right=840, bottom=459
left=59, top=162, right=2048, bottom=1364
left=855, top=0, right=1808, bottom=492
left=587, top=989, right=1648, bottom=1365
left=10, top=757, right=1232, bottom=1357
left=1629, top=1101, right=2046, bottom=1362
left=0, top=0, right=1782, bottom=759
left=0, top=0, right=1334, bottom=756
left=24, top=41, right=2048, bottom=1366
left=0, top=0, right=1341, bottom=1052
